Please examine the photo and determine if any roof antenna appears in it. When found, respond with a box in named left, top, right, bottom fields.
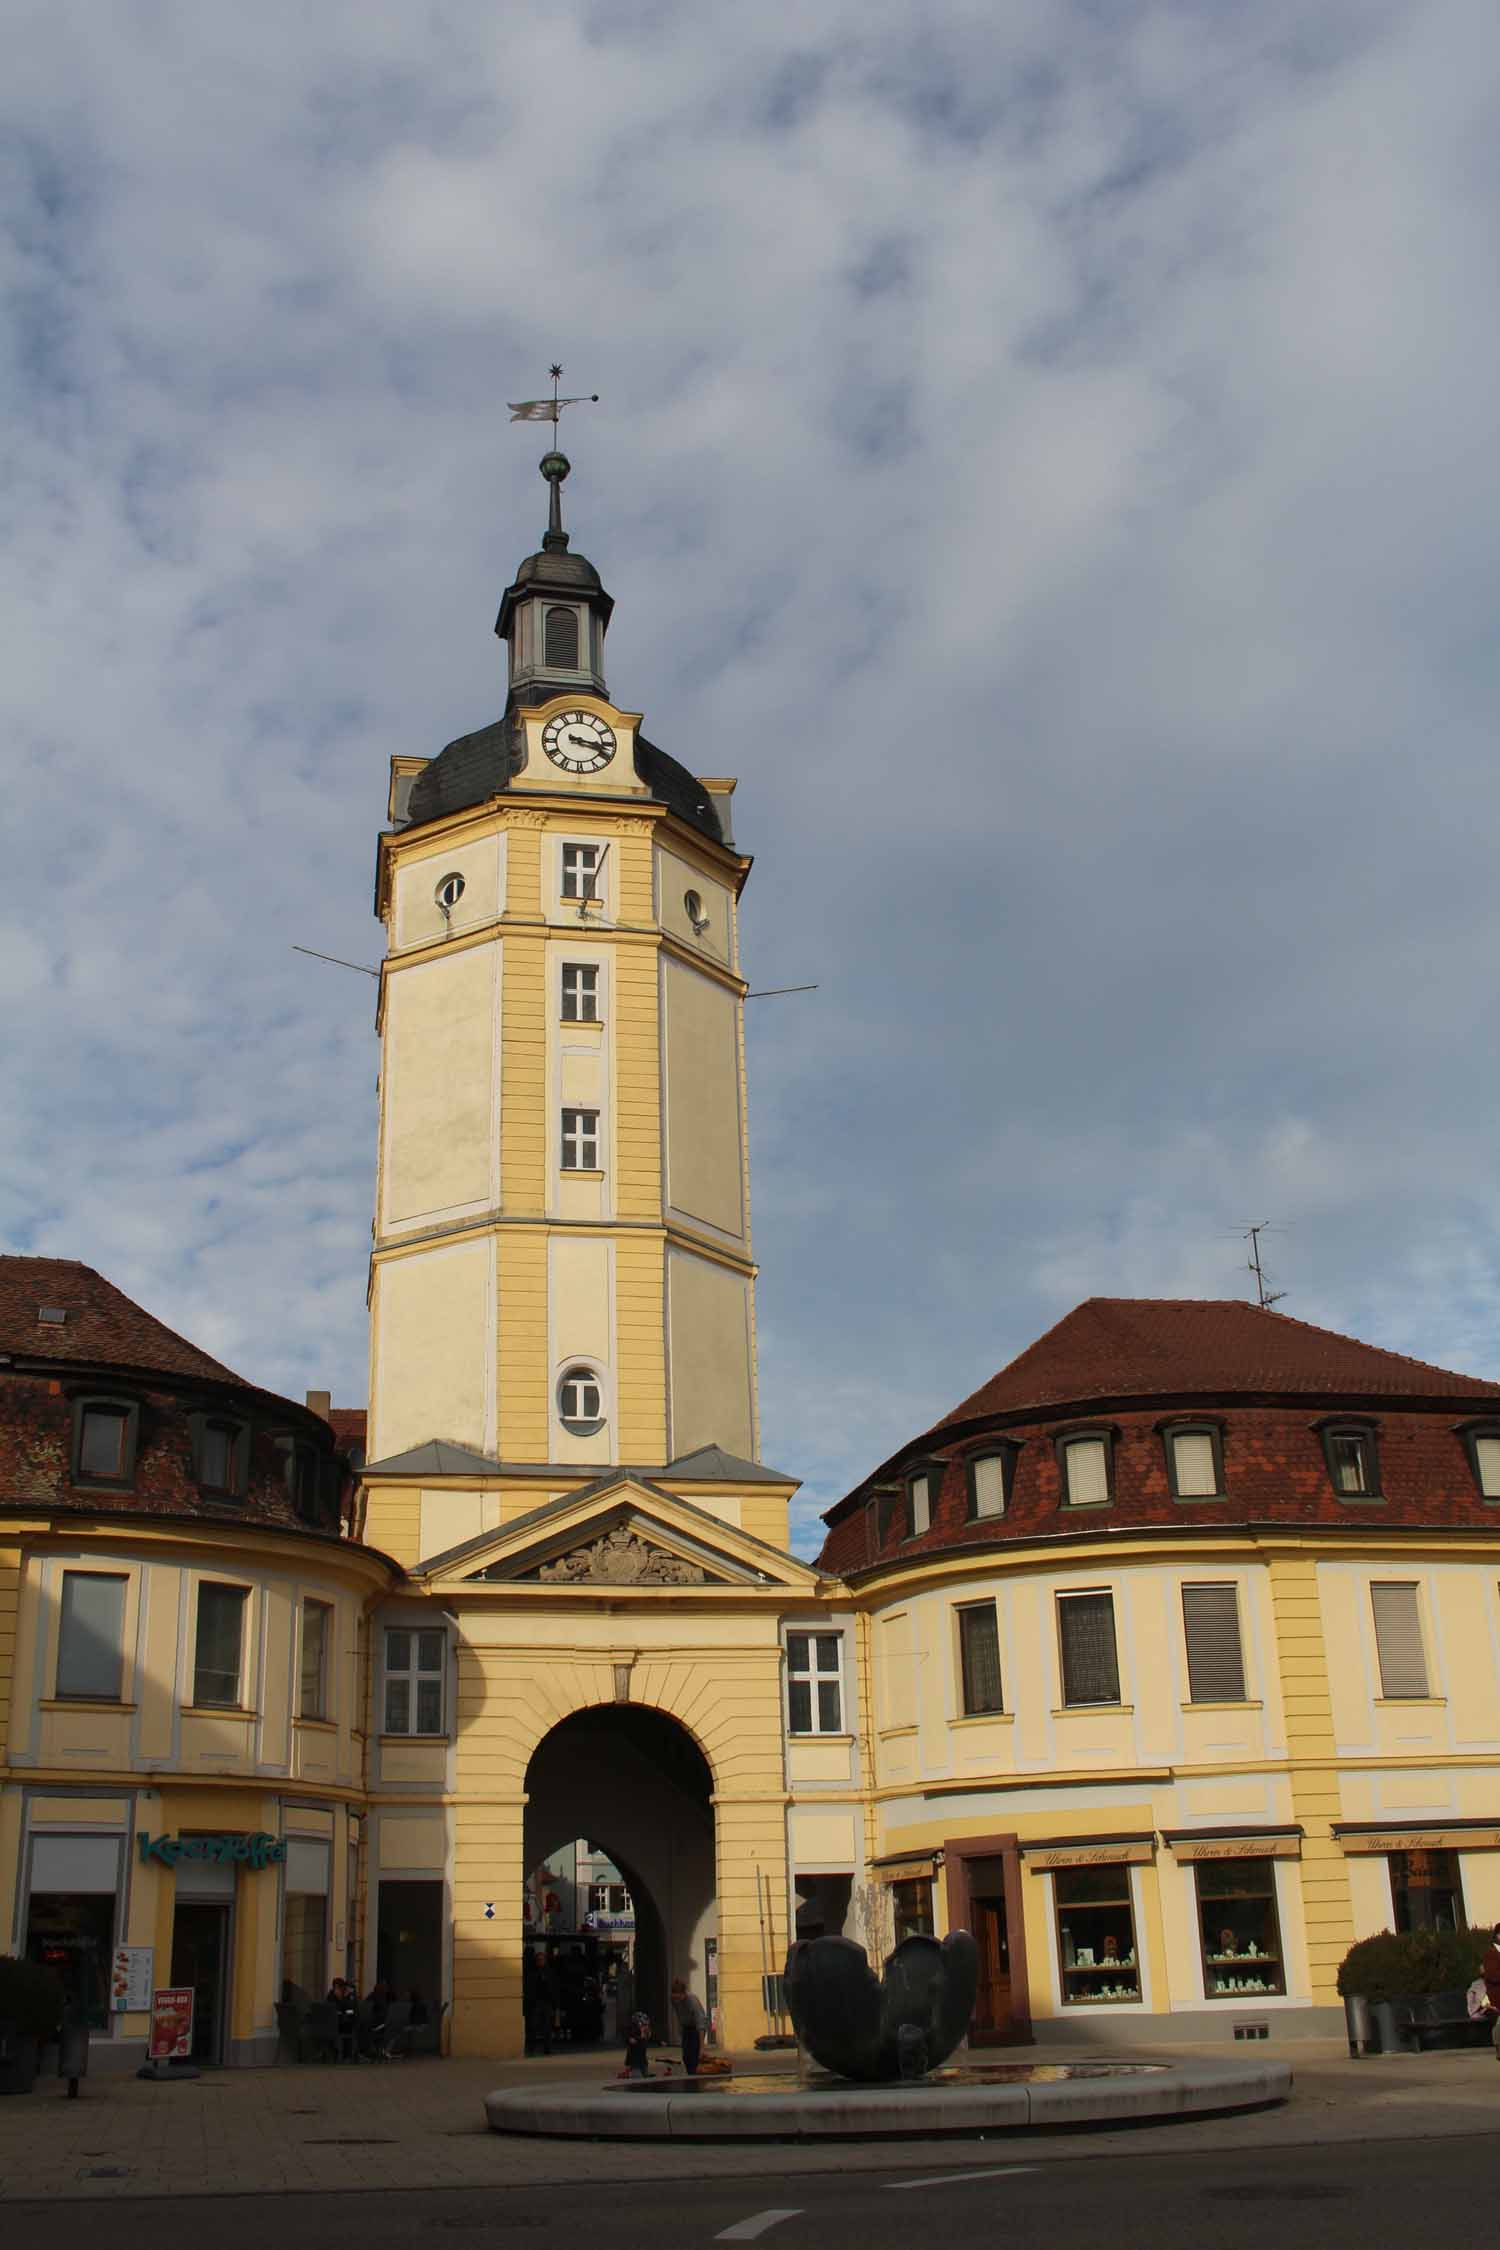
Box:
left=1242, top=1222, right=1287, bottom=1311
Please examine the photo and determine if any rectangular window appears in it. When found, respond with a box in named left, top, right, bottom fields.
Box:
left=299, top=1600, right=331, bottom=1720
left=1054, top=1866, right=1140, bottom=2004
left=786, top=1631, right=843, bottom=1734
left=1371, top=1581, right=1429, bottom=1698
left=561, top=963, right=599, bottom=1022
left=1474, top=1434, right=1500, bottom=1497
left=1063, top=1436, right=1109, bottom=1506
left=1171, top=1430, right=1220, bottom=1498
left=384, top=1626, right=446, bottom=1735
left=78, top=1404, right=131, bottom=1482
left=909, top=1472, right=931, bottom=1536
left=561, top=1108, right=599, bottom=1169
left=193, top=1583, right=247, bottom=1709
left=1390, top=1846, right=1465, bottom=1933
left=1331, top=1431, right=1371, bottom=1494
left=970, top=1453, right=1007, bottom=1519
left=891, top=1876, right=934, bottom=1943
left=56, top=1571, right=126, bottom=1701
left=957, top=1603, right=1004, bottom=1714
left=1181, top=1583, right=1247, bottom=1702
left=1057, top=1590, right=1121, bottom=1706
left=1194, top=1860, right=1286, bottom=1996
left=561, top=843, right=601, bottom=902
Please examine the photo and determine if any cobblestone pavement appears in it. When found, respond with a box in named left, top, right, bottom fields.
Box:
left=0, top=2040, right=1495, bottom=2202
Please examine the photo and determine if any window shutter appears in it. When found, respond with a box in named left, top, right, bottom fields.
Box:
left=1181, top=1583, right=1245, bottom=1701
left=544, top=605, right=579, bottom=665
left=972, top=1454, right=1006, bottom=1518
left=910, top=1473, right=931, bottom=1535
left=1065, top=1437, right=1109, bottom=1505
left=1475, top=1434, right=1500, bottom=1497
left=959, top=1605, right=1003, bottom=1713
left=1172, top=1431, right=1218, bottom=1497
left=1058, top=1592, right=1120, bottom=1704
left=1371, top=1582, right=1428, bottom=1698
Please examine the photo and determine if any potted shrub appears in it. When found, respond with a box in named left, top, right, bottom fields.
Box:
left=1337, top=1927, right=1490, bottom=2053
left=0, top=1956, right=64, bottom=2094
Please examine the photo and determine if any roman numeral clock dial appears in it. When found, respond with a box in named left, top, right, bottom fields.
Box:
left=542, top=710, right=617, bottom=774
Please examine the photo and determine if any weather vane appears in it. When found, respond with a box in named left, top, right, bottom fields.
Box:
left=508, top=364, right=600, bottom=426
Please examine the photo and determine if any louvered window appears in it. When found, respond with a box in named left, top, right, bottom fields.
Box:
left=544, top=605, right=580, bottom=666
left=1371, top=1582, right=1429, bottom=1698
left=958, top=1603, right=1004, bottom=1714
left=1063, top=1436, right=1110, bottom=1506
left=1182, top=1583, right=1246, bottom=1701
left=1058, top=1590, right=1121, bottom=1705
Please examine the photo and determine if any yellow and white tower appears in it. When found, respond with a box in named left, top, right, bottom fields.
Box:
left=358, top=451, right=823, bottom=2058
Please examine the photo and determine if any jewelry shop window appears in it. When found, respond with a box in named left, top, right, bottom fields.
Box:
left=1053, top=1866, right=1141, bottom=2004
left=1194, top=1860, right=1286, bottom=1996
left=891, top=1876, right=934, bottom=1943
left=1389, top=1847, right=1465, bottom=1933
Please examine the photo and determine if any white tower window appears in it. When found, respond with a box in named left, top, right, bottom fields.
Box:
left=434, top=871, right=465, bottom=912
left=561, top=1108, right=599, bottom=1170
left=558, top=1366, right=604, bottom=1431
left=562, top=963, right=599, bottom=1022
left=562, top=843, right=601, bottom=902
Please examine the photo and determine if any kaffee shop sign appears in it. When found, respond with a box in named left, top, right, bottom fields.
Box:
left=138, top=1831, right=287, bottom=1870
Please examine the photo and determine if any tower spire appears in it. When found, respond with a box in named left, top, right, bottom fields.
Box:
left=541, top=447, right=571, bottom=553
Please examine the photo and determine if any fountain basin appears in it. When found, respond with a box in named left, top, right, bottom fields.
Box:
left=483, top=2054, right=1290, bottom=2140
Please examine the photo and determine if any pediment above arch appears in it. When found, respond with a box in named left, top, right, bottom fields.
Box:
left=411, top=1472, right=822, bottom=1593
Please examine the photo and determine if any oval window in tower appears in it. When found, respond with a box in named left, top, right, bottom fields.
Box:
left=558, top=1365, right=604, bottom=1433
left=684, top=889, right=709, bottom=935
left=434, top=871, right=465, bottom=913
left=544, top=605, right=580, bottom=667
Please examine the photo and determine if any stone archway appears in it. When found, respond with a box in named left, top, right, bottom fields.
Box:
left=523, top=1704, right=715, bottom=2034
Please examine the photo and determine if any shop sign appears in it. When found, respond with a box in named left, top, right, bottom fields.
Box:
left=137, top=1830, right=286, bottom=1871
left=1169, top=1836, right=1301, bottom=1863
left=1022, top=1840, right=1154, bottom=1871
left=110, top=1945, right=154, bottom=2011
left=1335, top=1826, right=1500, bottom=1855
left=584, top=1910, right=635, bottom=1931
left=149, top=1987, right=194, bottom=2061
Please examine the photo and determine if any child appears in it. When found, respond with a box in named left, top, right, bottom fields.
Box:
left=623, top=2007, right=652, bottom=2078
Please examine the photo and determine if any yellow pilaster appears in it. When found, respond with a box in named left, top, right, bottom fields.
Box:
left=1267, top=1551, right=1352, bottom=2004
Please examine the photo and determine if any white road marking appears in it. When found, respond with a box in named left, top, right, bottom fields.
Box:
left=715, top=2211, right=804, bottom=2240
left=883, top=2166, right=1036, bottom=2191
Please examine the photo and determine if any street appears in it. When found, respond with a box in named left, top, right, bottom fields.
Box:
left=5, top=2128, right=1500, bottom=2250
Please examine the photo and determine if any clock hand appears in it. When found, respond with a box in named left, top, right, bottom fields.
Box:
left=568, top=732, right=598, bottom=747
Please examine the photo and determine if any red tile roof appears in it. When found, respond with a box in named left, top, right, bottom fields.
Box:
left=327, top=1407, right=367, bottom=1450
left=939, top=1298, right=1500, bottom=1428
left=0, top=1256, right=243, bottom=1385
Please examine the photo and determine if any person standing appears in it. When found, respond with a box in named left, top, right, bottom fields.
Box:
left=671, top=1976, right=708, bottom=2076
left=1482, top=1921, right=1500, bottom=2060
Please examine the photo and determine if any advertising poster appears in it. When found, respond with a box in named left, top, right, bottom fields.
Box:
left=148, top=1987, right=194, bottom=2061
left=111, top=1946, right=154, bottom=2012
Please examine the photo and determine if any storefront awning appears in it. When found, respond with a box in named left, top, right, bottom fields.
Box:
left=1020, top=1834, right=1154, bottom=1871
left=868, top=1849, right=944, bottom=1879
left=1332, top=1820, right=1500, bottom=1854
left=1161, top=1827, right=1302, bottom=1863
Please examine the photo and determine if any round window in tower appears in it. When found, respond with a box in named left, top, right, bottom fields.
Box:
left=684, top=889, right=709, bottom=935
left=558, top=1365, right=604, bottom=1434
left=435, top=871, right=466, bottom=913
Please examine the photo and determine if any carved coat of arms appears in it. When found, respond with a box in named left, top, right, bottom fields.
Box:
left=536, top=1525, right=707, bottom=1586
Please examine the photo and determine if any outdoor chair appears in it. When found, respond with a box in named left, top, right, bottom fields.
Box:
left=301, top=2000, right=341, bottom=2062
left=378, top=1999, right=413, bottom=2058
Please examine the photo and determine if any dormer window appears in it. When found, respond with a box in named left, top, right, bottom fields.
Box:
left=73, top=1395, right=139, bottom=1488
left=37, top=1305, right=68, bottom=1327
left=1056, top=1428, right=1115, bottom=1507
left=192, top=1412, right=248, bottom=1501
left=966, top=1446, right=1017, bottom=1520
left=1160, top=1420, right=1226, bottom=1500
left=905, top=1462, right=940, bottom=1536
left=544, top=605, right=580, bottom=667
left=1456, top=1421, right=1500, bottom=1500
left=1317, top=1418, right=1382, bottom=1499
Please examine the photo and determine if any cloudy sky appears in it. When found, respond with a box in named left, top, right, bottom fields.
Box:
left=5, top=1, right=1499, bottom=1551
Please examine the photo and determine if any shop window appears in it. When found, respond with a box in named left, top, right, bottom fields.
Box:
left=299, top=1600, right=331, bottom=1721
left=192, top=1413, right=248, bottom=1500
left=26, top=1890, right=116, bottom=2032
left=1390, top=1847, right=1465, bottom=1933
left=281, top=1892, right=326, bottom=1999
left=384, top=1626, right=446, bottom=1735
left=891, top=1876, right=934, bottom=1943
left=73, top=1396, right=138, bottom=1487
left=786, top=1631, right=843, bottom=1734
left=193, top=1582, right=248, bottom=1708
left=1194, top=1860, right=1286, bottom=1995
left=1053, top=1865, right=1141, bottom=2004
left=966, top=1447, right=1014, bottom=1520
left=56, top=1570, right=127, bottom=1701
left=1181, top=1582, right=1247, bottom=1702
left=957, top=1602, right=1004, bottom=1714
left=1370, top=1581, right=1429, bottom=1698
left=1163, top=1422, right=1225, bottom=1499
left=1057, top=1589, right=1121, bottom=1706
left=1058, top=1431, right=1112, bottom=1506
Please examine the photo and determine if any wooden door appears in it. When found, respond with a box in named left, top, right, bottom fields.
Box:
left=972, top=1890, right=1012, bottom=2040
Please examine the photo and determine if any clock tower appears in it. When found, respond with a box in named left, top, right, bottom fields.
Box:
left=363, top=447, right=786, bottom=1549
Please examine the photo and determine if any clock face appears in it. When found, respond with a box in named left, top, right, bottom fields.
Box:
left=542, top=710, right=617, bottom=774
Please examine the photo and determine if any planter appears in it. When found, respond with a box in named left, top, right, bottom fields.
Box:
left=1343, top=1992, right=1374, bottom=2056
left=1368, top=1999, right=1410, bottom=2054
left=0, top=2031, right=40, bottom=2095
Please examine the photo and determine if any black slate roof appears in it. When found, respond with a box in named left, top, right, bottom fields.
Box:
left=405, top=699, right=723, bottom=843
